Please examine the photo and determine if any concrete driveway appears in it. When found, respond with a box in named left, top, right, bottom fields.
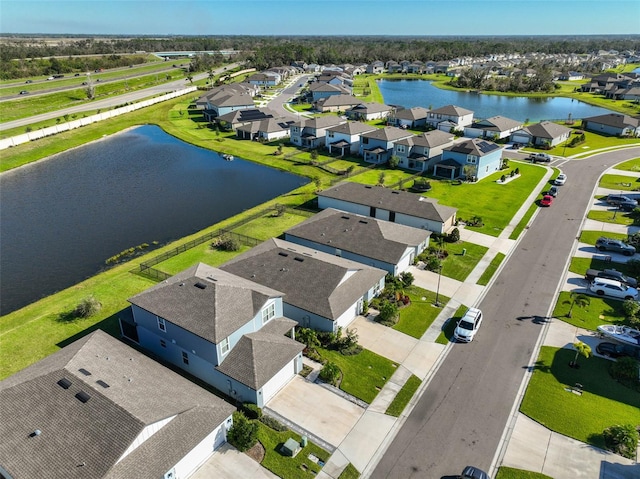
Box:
left=349, top=315, right=418, bottom=364
left=191, top=443, right=278, bottom=479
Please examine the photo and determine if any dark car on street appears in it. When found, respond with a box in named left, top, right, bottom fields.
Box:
left=596, top=269, right=638, bottom=288
left=596, top=342, right=640, bottom=359
left=460, top=466, right=491, bottom=479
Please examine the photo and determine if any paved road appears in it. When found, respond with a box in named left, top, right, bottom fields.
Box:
left=265, top=74, right=312, bottom=118
left=371, top=147, right=640, bottom=479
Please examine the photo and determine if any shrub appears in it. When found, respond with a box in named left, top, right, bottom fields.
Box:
left=73, top=295, right=101, bottom=318
left=296, top=327, right=321, bottom=349
left=227, top=411, right=258, bottom=452
left=213, top=235, right=240, bottom=251
left=362, top=299, right=369, bottom=316
left=273, top=203, right=286, bottom=217
left=610, top=356, right=640, bottom=381
left=500, top=174, right=506, bottom=182
left=621, top=299, right=640, bottom=322
left=242, top=402, right=263, bottom=420
left=388, top=155, right=400, bottom=169
left=319, top=361, right=340, bottom=385
left=378, top=300, right=399, bottom=324
left=424, top=255, right=442, bottom=272
left=400, top=271, right=414, bottom=287
left=514, top=167, right=520, bottom=175
left=336, top=328, right=362, bottom=355
left=603, top=424, right=639, bottom=459
left=259, top=415, right=288, bottom=432
left=447, top=227, right=460, bottom=243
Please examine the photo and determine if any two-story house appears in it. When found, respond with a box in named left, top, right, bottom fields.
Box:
left=464, top=115, right=524, bottom=140
left=308, top=82, right=351, bottom=101
left=360, top=126, right=414, bottom=163
left=345, top=102, right=394, bottom=122
left=290, top=116, right=347, bottom=149
left=393, top=130, right=455, bottom=172
left=366, top=61, right=385, bottom=74
left=220, top=238, right=386, bottom=333
left=325, top=121, right=377, bottom=156
left=247, top=72, right=281, bottom=87
left=426, top=104, right=474, bottom=132
left=437, top=138, right=503, bottom=181
left=313, top=94, right=362, bottom=113
left=126, top=263, right=304, bottom=407
left=390, top=107, right=430, bottom=129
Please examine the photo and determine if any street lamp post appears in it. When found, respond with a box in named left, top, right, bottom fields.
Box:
left=434, top=263, right=443, bottom=307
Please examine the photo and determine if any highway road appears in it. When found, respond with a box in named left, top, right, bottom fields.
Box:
left=371, top=147, right=640, bottom=478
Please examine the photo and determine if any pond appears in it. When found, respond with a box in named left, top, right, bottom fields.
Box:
left=377, top=79, right=616, bottom=122
left=0, top=125, right=307, bottom=315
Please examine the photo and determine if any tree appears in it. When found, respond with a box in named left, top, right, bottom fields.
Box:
left=603, top=424, right=639, bottom=459
left=208, top=68, right=215, bottom=89
left=377, top=172, right=386, bottom=186
left=73, top=295, right=101, bottom=318
left=400, top=271, right=414, bottom=287
left=570, top=340, right=591, bottom=368
left=184, top=72, right=194, bottom=84
left=378, top=299, right=399, bottom=323
left=564, top=292, right=590, bottom=318
left=319, top=361, right=340, bottom=385
left=313, top=176, right=322, bottom=192
left=227, top=411, right=258, bottom=452
left=388, top=155, right=400, bottom=169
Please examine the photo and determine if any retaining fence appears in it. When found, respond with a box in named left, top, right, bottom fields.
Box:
left=0, top=86, right=198, bottom=151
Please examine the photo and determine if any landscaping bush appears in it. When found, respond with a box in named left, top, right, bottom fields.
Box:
left=447, top=227, right=460, bottom=243
left=362, top=299, right=369, bottom=316
left=610, top=356, right=640, bottom=382
left=621, top=299, right=640, bottom=324
left=400, top=271, right=414, bottom=287
left=213, top=235, right=240, bottom=251
left=424, top=255, right=442, bottom=272
left=227, top=411, right=258, bottom=452
left=73, top=295, right=101, bottom=319
left=259, top=415, right=288, bottom=432
left=369, top=297, right=382, bottom=310
left=603, top=424, right=639, bottom=459
left=319, top=361, right=340, bottom=385
left=335, top=328, right=362, bottom=356
left=377, top=300, right=399, bottom=325
left=297, top=327, right=321, bottom=349
left=500, top=174, right=506, bottom=182
left=242, top=402, right=263, bottom=420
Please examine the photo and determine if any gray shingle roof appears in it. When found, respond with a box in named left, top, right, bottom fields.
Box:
left=445, top=138, right=501, bottom=156
left=470, top=115, right=522, bottom=132
left=583, top=113, right=639, bottom=128
left=326, top=121, right=377, bottom=136
left=318, top=182, right=457, bottom=223
left=128, top=263, right=283, bottom=343
left=394, top=107, right=430, bottom=121
left=0, top=330, right=235, bottom=479
left=395, top=130, right=454, bottom=148
left=348, top=102, right=393, bottom=114
left=523, top=121, right=572, bottom=139
left=220, top=239, right=386, bottom=321
left=293, top=116, right=347, bottom=129
left=429, top=104, right=474, bottom=116
left=361, top=126, right=413, bottom=142
left=315, top=94, right=361, bottom=108
left=285, top=208, right=430, bottom=264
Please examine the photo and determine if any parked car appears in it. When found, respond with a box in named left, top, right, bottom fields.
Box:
left=596, top=342, right=640, bottom=359
left=548, top=185, right=559, bottom=197
left=454, top=307, right=483, bottom=342
left=529, top=152, right=551, bottom=163
left=585, top=268, right=638, bottom=288
left=25, top=79, right=33, bottom=83
left=595, top=237, right=636, bottom=256
left=510, top=143, right=522, bottom=149
left=589, top=278, right=638, bottom=300
left=554, top=173, right=567, bottom=185
left=540, top=194, right=553, bottom=207
left=618, top=201, right=638, bottom=212
left=605, top=194, right=637, bottom=207
left=460, top=466, right=491, bottom=479
left=19, top=90, right=28, bottom=95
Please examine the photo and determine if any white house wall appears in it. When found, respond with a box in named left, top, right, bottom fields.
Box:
left=261, top=356, right=300, bottom=405
left=117, top=415, right=176, bottom=464
left=171, top=419, right=231, bottom=479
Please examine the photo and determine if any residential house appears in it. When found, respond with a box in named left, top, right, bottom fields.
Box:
left=0, top=329, right=235, bottom=479
left=313, top=94, right=362, bottom=113
left=247, top=72, right=281, bottom=87
left=308, top=82, right=351, bottom=101
left=126, top=264, right=304, bottom=407
left=200, top=92, right=255, bottom=121
left=426, top=105, right=474, bottom=132
left=406, top=61, right=425, bottom=74
left=558, top=71, right=585, bottom=81
left=325, top=121, right=377, bottom=156
left=366, top=61, right=385, bottom=74
left=236, top=117, right=296, bottom=141
left=464, top=115, right=524, bottom=140
left=581, top=113, right=640, bottom=137
left=346, top=102, right=394, bottom=122
left=510, top=121, right=572, bottom=147
left=290, top=116, right=347, bottom=149
left=437, top=138, right=503, bottom=181
left=390, top=107, right=430, bottom=129
left=284, top=208, right=431, bottom=275
left=216, top=107, right=276, bottom=131
left=220, top=238, right=386, bottom=333
left=317, top=181, right=458, bottom=234
left=360, top=126, right=414, bottom=163
left=393, top=130, right=455, bottom=172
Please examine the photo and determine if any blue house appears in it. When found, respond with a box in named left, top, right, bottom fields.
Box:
left=125, top=263, right=304, bottom=407
left=436, top=138, right=503, bottom=181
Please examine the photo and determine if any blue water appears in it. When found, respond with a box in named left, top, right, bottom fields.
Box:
left=377, top=79, right=616, bottom=122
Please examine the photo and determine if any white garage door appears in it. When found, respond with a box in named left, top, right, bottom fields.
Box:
left=262, top=360, right=296, bottom=404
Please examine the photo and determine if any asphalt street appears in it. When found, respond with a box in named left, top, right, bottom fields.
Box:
left=371, top=147, right=640, bottom=478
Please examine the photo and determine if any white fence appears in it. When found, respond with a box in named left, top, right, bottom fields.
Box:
left=0, top=86, right=198, bottom=151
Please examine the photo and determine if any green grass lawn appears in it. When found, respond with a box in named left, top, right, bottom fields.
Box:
left=587, top=209, right=636, bottom=226
left=435, top=304, right=468, bottom=345
left=496, top=467, right=553, bottom=479
left=324, top=158, right=369, bottom=170
left=393, top=285, right=450, bottom=338
left=385, top=374, right=421, bottom=417
left=256, top=422, right=330, bottom=479
left=231, top=211, right=311, bottom=241
left=527, top=126, right=640, bottom=158
left=579, top=230, right=628, bottom=245
left=348, top=168, right=416, bottom=187
left=318, top=347, right=398, bottom=404
left=509, top=203, right=538, bottom=240
left=440, top=241, right=488, bottom=281
left=552, top=291, right=629, bottom=332
left=613, top=158, right=640, bottom=172
left=520, top=346, right=640, bottom=450
left=338, top=463, right=361, bottom=479
left=569, top=256, right=636, bottom=279
left=598, top=174, right=640, bottom=191
left=477, top=252, right=505, bottom=286
left=156, top=243, right=252, bottom=275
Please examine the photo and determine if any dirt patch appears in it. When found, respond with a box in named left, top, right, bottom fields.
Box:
left=245, top=440, right=266, bottom=463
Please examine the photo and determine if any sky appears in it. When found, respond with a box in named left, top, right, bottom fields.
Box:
left=1, top=0, right=639, bottom=37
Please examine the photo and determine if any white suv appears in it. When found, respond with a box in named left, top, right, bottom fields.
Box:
left=454, top=307, right=483, bottom=342
left=589, top=278, right=638, bottom=301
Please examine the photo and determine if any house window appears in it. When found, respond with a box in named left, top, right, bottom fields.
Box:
left=467, top=155, right=477, bottom=164
left=397, top=145, right=405, bottom=153
left=220, top=337, right=230, bottom=355
left=328, top=131, right=334, bottom=138
left=262, top=302, right=275, bottom=324
left=362, top=137, right=369, bottom=144
left=182, top=351, right=189, bottom=365
left=157, top=317, right=166, bottom=332
left=160, top=339, right=166, bottom=348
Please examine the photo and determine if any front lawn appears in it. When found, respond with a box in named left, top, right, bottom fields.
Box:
left=435, top=304, right=467, bottom=345
left=529, top=126, right=640, bottom=157
left=477, top=252, right=506, bottom=286
left=440, top=241, right=488, bottom=281
left=587, top=209, right=636, bottom=226
left=393, top=285, right=450, bottom=338
left=598, top=174, right=640, bottom=191
left=156, top=243, right=252, bottom=275
left=520, top=346, right=640, bottom=450
left=496, top=467, right=553, bottom=479
left=552, top=290, right=628, bottom=332
left=257, top=421, right=330, bottom=479
left=385, top=374, right=421, bottom=417
left=579, top=230, right=628, bottom=245
left=348, top=168, right=416, bottom=188
left=318, top=347, right=398, bottom=404
left=613, top=158, right=640, bottom=172
left=231, top=211, right=311, bottom=241
left=569, top=256, right=637, bottom=279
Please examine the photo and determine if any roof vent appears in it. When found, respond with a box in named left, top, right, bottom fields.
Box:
left=365, top=185, right=372, bottom=189
left=294, top=257, right=304, bottom=262
left=96, top=380, right=110, bottom=389
left=78, top=368, right=91, bottom=376
left=179, top=282, right=185, bottom=286
left=30, top=430, right=42, bottom=438
left=341, top=215, right=350, bottom=219
left=75, top=391, right=91, bottom=403
left=57, top=378, right=72, bottom=389
left=195, top=282, right=207, bottom=289
left=392, top=191, right=400, bottom=194
left=359, top=220, right=368, bottom=224
left=279, top=252, right=289, bottom=257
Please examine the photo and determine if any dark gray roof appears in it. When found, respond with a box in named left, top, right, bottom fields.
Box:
left=285, top=208, right=430, bottom=264
left=523, top=121, right=572, bottom=139
left=216, top=318, right=303, bottom=389
left=326, top=121, right=377, bottom=136
left=429, top=104, right=474, bottom=116
left=396, top=130, right=454, bottom=148
left=315, top=94, right=361, bottom=108
left=238, top=117, right=294, bottom=134
left=445, top=138, right=501, bottom=156
left=361, top=126, right=414, bottom=142
left=348, top=102, right=393, bottom=114
left=469, top=115, right=522, bottom=132
left=220, top=238, right=386, bottom=321
left=583, top=113, right=639, bottom=129
left=217, top=107, right=276, bottom=123
left=293, top=116, right=347, bottom=129
left=128, top=263, right=283, bottom=343
left=0, top=330, right=234, bottom=479
left=318, top=182, right=457, bottom=223
left=394, top=107, right=430, bottom=121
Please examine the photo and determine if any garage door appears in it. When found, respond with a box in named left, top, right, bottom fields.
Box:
left=262, top=360, right=295, bottom=404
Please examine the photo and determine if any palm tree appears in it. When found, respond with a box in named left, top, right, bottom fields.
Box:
left=570, top=341, right=591, bottom=368
left=564, top=292, right=590, bottom=318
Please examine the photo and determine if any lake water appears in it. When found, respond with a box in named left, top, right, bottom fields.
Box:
left=0, top=125, right=307, bottom=315
left=377, top=79, right=616, bottom=122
